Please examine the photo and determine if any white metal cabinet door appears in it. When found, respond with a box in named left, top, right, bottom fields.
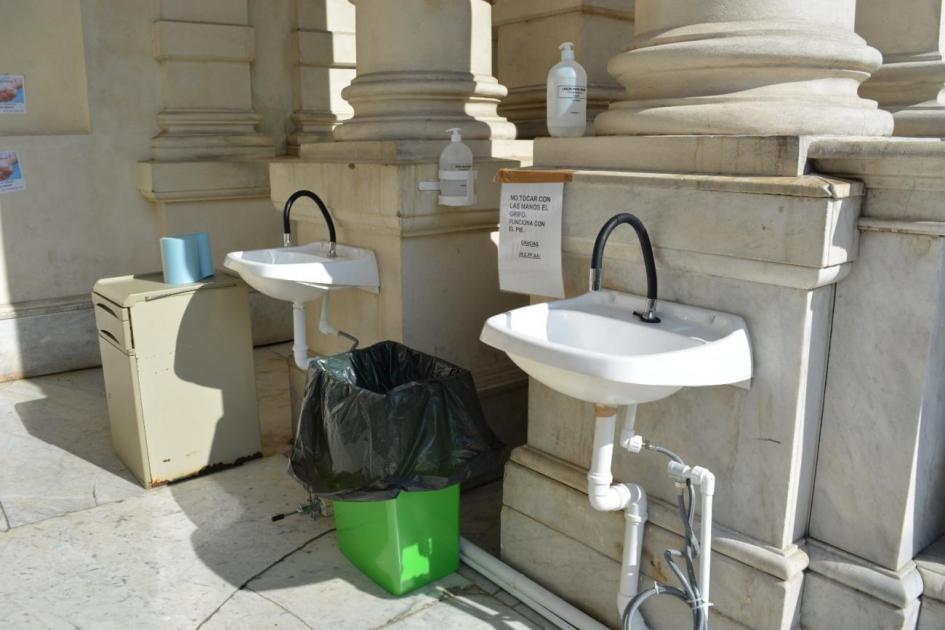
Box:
left=98, top=334, right=151, bottom=486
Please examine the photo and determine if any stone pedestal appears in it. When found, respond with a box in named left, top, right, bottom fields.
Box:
left=492, top=0, right=633, bottom=139
left=272, top=0, right=531, bottom=445
left=288, top=0, right=356, bottom=151
left=499, top=139, right=863, bottom=627
left=270, top=139, right=532, bottom=446
left=917, top=537, right=945, bottom=629
left=857, top=0, right=945, bottom=137
left=800, top=138, right=945, bottom=628
left=594, top=0, right=893, bottom=136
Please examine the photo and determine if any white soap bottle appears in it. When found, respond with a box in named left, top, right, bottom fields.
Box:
left=438, top=128, right=476, bottom=206
left=546, top=42, right=588, bottom=137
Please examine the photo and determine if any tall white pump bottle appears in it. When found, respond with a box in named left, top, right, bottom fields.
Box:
left=438, top=128, right=476, bottom=206
left=546, top=42, right=588, bottom=137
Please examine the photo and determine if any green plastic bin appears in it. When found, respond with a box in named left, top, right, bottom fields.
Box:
left=333, top=484, right=460, bottom=596
left=335, top=483, right=459, bottom=595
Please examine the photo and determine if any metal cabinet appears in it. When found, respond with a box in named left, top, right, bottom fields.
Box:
left=93, top=272, right=261, bottom=488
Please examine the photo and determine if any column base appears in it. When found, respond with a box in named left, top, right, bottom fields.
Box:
left=333, top=72, right=517, bottom=141
left=802, top=539, right=923, bottom=630
left=287, top=110, right=352, bottom=154
left=595, top=17, right=892, bottom=137
left=917, top=537, right=945, bottom=629
left=498, top=84, right=623, bottom=139
left=534, top=134, right=818, bottom=176
left=860, top=53, right=945, bottom=138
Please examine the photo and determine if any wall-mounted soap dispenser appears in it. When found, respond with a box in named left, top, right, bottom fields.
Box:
left=438, top=128, right=476, bottom=206
left=547, top=42, right=587, bottom=137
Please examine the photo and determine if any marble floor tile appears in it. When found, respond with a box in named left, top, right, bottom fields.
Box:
left=0, top=358, right=548, bottom=630
left=240, top=530, right=541, bottom=630
left=0, top=345, right=296, bottom=529
left=385, top=591, right=540, bottom=629
left=246, top=531, right=470, bottom=629
left=200, top=589, right=312, bottom=630
left=0, top=366, right=144, bottom=528
left=0, top=456, right=325, bottom=630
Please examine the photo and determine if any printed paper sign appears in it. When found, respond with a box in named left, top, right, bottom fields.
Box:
left=0, top=152, right=25, bottom=194
left=499, top=182, right=565, bottom=298
left=0, top=75, right=25, bottom=113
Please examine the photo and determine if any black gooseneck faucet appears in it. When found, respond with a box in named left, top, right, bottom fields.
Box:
left=590, top=213, right=660, bottom=323
left=282, top=189, right=337, bottom=257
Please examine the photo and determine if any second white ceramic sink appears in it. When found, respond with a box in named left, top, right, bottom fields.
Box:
left=480, top=290, right=752, bottom=405
left=224, top=242, right=379, bottom=303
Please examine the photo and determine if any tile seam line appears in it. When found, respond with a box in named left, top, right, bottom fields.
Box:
left=0, top=500, right=9, bottom=532
left=251, top=590, right=317, bottom=630
left=194, top=527, right=336, bottom=630
left=371, top=582, right=486, bottom=629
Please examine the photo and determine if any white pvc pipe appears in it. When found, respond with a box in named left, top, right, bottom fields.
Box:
left=459, top=537, right=608, bottom=630
left=292, top=301, right=311, bottom=370
left=588, top=408, right=632, bottom=512
left=618, top=404, right=639, bottom=451
left=588, top=406, right=649, bottom=621
left=318, top=291, right=338, bottom=336
left=698, top=470, right=715, bottom=614
left=618, top=486, right=647, bottom=617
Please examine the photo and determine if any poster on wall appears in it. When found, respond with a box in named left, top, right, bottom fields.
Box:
left=0, top=75, right=25, bottom=113
left=0, top=152, right=25, bottom=194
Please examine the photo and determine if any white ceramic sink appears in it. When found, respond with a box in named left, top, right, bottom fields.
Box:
left=480, top=290, right=752, bottom=405
left=224, top=242, right=379, bottom=303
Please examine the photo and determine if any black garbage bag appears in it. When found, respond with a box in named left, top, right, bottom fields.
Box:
left=289, top=340, right=504, bottom=501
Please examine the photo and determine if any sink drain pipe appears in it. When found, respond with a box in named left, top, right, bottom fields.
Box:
left=291, top=294, right=359, bottom=370
left=591, top=405, right=648, bottom=617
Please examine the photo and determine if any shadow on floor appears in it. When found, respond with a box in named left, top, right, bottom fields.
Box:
left=13, top=368, right=131, bottom=474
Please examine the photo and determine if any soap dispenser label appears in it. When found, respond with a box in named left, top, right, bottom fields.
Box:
left=498, top=182, right=565, bottom=298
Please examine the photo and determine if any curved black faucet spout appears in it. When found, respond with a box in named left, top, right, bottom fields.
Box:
left=590, top=213, right=660, bottom=323
left=282, top=189, right=337, bottom=256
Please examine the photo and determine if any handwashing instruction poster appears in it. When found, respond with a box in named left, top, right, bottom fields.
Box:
left=499, top=182, right=565, bottom=298
left=0, top=152, right=25, bottom=194
left=0, top=75, right=26, bottom=113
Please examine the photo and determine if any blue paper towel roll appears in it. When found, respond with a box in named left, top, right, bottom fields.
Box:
left=160, top=236, right=201, bottom=285
left=188, top=231, right=214, bottom=279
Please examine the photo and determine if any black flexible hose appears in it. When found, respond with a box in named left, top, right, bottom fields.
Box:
left=621, top=584, right=691, bottom=629
left=282, top=189, right=337, bottom=245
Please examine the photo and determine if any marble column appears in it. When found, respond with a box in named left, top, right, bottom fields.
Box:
left=594, top=0, right=893, bottom=136
left=857, top=0, right=945, bottom=137
left=288, top=0, right=356, bottom=152
left=492, top=0, right=633, bottom=139
left=333, top=0, right=516, bottom=141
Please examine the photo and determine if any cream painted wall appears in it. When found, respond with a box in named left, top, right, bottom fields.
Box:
left=0, top=0, right=306, bottom=378
left=0, top=0, right=161, bottom=306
